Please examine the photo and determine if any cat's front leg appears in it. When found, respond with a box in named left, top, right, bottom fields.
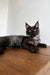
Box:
left=27, top=43, right=39, bottom=53
left=37, top=43, right=47, bottom=48
left=0, top=47, right=5, bottom=55
left=21, top=36, right=39, bottom=53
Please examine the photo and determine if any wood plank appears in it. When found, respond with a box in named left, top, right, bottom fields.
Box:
left=36, top=61, right=50, bottom=75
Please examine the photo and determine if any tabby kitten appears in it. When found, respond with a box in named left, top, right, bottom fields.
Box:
left=25, top=21, right=47, bottom=48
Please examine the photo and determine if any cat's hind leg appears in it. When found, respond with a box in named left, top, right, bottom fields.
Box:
left=0, top=47, right=5, bottom=54
left=0, top=37, right=11, bottom=54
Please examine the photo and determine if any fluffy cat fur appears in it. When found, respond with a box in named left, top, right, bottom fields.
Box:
left=0, top=36, right=39, bottom=54
left=0, top=21, right=47, bottom=54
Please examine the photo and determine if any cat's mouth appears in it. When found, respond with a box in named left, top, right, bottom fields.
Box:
left=30, top=34, right=37, bottom=37
left=27, top=35, right=36, bottom=37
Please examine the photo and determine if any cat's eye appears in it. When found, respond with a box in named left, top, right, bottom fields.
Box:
left=34, top=29, right=36, bottom=32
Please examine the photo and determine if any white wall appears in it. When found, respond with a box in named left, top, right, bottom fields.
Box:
left=7, top=0, right=50, bottom=45
left=0, top=0, right=9, bottom=36
left=7, top=0, right=25, bottom=35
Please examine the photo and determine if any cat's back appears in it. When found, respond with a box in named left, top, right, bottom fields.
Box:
left=0, top=36, right=10, bottom=42
left=9, top=35, right=24, bottom=41
left=8, top=35, right=24, bottom=46
left=0, top=35, right=24, bottom=47
left=0, top=35, right=24, bottom=40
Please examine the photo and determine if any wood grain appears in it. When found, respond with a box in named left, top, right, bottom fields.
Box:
left=36, top=61, right=50, bottom=75
left=0, top=46, right=50, bottom=75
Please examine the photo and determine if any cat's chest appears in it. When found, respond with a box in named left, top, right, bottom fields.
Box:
left=33, top=34, right=41, bottom=45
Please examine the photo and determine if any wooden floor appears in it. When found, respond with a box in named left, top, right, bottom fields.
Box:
left=36, top=61, right=50, bottom=75
left=0, top=47, right=50, bottom=75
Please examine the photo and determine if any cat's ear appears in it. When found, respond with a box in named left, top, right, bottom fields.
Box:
left=25, top=23, right=30, bottom=29
left=35, top=21, right=39, bottom=28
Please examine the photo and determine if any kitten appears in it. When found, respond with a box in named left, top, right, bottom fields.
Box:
left=25, top=21, right=47, bottom=48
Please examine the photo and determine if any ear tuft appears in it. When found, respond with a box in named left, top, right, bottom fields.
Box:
left=25, top=23, right=30, bottom=29
left=35, top=21, right=39, bottom=28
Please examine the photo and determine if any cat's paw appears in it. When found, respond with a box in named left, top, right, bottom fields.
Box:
left=0, top=48, right=5, bottom=55
left=42, top=44, right=47, bottom=48
left=37, top=43, right=47, bottom=48
left=30, top=46, right=39, bottom=53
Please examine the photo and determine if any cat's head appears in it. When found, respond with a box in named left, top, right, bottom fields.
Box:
left=25, top=21, right=39, bottom=37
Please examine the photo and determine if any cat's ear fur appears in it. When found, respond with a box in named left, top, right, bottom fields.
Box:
left=25, top=23, right=30, bottom=29
left=35, top=21, right=39, bottom=28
